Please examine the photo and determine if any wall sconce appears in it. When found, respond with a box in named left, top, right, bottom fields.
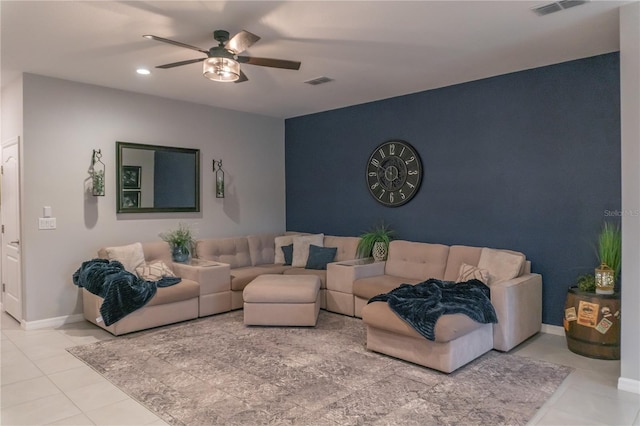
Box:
left=213, top=159, right=225, bottom=198
left=595, top=263, right=615, bottom=294
left=91, top=149, right=105, bottom=196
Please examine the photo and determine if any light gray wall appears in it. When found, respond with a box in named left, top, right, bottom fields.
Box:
left=1, top=75, right=24, bottom=142
left=20, top=73, right=285, bottom=321
left=619, top=2, right=640, bottom=391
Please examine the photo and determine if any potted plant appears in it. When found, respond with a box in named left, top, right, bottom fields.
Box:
left=565, top=221, right=622, bottom=359
left=595, top=221, right=621, bottom=294
left=159, top=223, right=195, bottom=263
left=356, top=221, right=396, bottom=261
left=571, top=221, right=622, bottom=293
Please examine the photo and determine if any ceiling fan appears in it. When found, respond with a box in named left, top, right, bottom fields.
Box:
left=143, top=29, right=301, bottom=83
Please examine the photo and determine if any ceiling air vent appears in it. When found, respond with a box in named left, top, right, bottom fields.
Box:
left=304, top=76, right=334, bottom=86
left=532, top=0, right=588, bottom=16
left=558, top=0, right=589, bottom=10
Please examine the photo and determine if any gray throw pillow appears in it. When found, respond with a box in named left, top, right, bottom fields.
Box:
left=281, top=244, right=294, bottom=266
left=305, top=245, right=337, bottom=270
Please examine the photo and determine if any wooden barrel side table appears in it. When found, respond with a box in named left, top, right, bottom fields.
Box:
left=564, top=287, right=620, bottom=360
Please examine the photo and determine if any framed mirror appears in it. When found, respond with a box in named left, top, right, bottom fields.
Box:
left=116, top=141, right=200, bottom=213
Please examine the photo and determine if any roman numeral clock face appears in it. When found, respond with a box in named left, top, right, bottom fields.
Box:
left=366, top=141, right=422, bottom=207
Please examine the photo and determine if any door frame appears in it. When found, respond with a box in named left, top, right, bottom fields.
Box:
left=1, top=136, right=23, bottom=322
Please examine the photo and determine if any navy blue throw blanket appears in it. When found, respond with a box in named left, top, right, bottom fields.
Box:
left=368, top=278, right=498, bottom=341
left=72, top=258, right=181, bottom=326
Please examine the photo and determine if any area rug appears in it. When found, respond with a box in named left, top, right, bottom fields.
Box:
left=68, top=311, right=572, bottom=426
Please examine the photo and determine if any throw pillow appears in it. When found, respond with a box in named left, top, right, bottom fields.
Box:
left=292, top=233, right=324, bottom=267
left=305, top=245, right=337, bottom=270
left=136, top=260, right=176, bottom=281
left=477, top=248, right=525, bottom=285
left=105, top=242, right=145, bottom=274
left=456, top=263, right=490, bottom=284
left=274, top=235, right=295, bottom=264
left=281, top=244, right=294, bottom=266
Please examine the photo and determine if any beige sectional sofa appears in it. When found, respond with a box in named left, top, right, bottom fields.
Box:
left=81, top=233, right=542, bottom=375
left=349, top=240, right=542, bottom=372
left=83, top=241, right=230, bottom=335
left=195, top=233, right=361, bottom=310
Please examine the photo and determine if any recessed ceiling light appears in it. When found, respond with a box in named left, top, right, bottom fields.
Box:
left=136, top=68, right=151, bottom=75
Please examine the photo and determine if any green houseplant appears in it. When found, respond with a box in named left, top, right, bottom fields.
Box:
left=92, top=170, right=105, bottom=196
left=598, top=221, right=621, bottom=281
left=576, top=273, right=596, bottom=292
left=159, top=223, right=195, bottom=263
left=565, top=221, right=622, bottom=360
left=356, top=222, right=396, bottom=261
left=595, top=221, right=621, bottom=294
left=573, top=221, right=621, bottom=293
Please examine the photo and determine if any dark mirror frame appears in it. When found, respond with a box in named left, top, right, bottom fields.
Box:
left=116, top=141, right=201, bottom=213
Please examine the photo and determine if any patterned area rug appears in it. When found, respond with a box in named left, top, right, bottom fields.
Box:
left=68, top=311, right=572, bottom=426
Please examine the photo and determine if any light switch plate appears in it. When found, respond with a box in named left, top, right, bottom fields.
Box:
left=38, top=217, right=56, bottom=230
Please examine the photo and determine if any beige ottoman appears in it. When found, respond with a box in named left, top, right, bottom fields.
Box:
left=243, top=274, right=321, bottom=326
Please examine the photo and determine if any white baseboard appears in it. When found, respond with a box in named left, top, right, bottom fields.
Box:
left=22, top=313, right=85, bottom=330
left=541, top=323, right=565, bottom=336
left=618, top=377, right=640, bottom=395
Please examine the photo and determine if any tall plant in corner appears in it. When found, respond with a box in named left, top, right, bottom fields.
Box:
left=356, top=221, right=396, bottom=261
left=598, top=221, right=621, bottom=282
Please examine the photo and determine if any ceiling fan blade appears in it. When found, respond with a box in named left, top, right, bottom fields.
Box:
left=225, top=30, right=261, bottom=54
left=143, top=35, right=209, bottom=54
left=156, top=58, right=206, bottom=69
left=237, top=56, right=301, bottom=70
left=235, top=70, right=249, bottom=83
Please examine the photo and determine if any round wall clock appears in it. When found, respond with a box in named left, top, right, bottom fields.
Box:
left=366, top=140, right=422, bottom=207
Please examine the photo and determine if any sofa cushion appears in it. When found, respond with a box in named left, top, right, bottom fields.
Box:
left=281, top=244, right=293, bottom=266
left=353, top=275, right=423, bottom=300
left=135, top=261, right=176, bottom=281
left=274, top=235, right=295, bottom=264
left=104, top=242, right=146, bottom=275
left=230, top=265, right=292, bottom=291
left=362, top=301, right=484, bottom=343
left=247, top=234, right=277, bottom=266
left=456, top=263, right=489, bottom=284
left=196, top=237, right=252, bottom=268
left=323, top=236, right=361, bottom=262
left=254, top=264, right=291, bottom=275
left=292, top=234, right=324, bottom=267
left=477, top=248, right=525, bottom=285
left=442, top=245, right=483, bottom=281
left=385, top=241, right=450, bottom=281
left=305, top=245, right=337, bottom=270
left=146, top=278, right=200, bottom=307
left=229, top=267, right=262, bottom=291
left=283, top=268, right=328, bottom=289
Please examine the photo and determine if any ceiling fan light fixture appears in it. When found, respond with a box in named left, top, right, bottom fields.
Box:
left=203, top=57, right=240, bottom=82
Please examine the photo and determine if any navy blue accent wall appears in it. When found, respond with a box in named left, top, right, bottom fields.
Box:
left=154, top=151, right=195, bottom=208
left=285, top=53, right=621, bottom=326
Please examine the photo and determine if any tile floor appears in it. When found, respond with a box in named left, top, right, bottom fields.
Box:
left=1, top=311, right=639, bottom=426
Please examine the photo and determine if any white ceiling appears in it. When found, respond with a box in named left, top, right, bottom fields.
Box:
left=0, top=1, right=626, bottom=119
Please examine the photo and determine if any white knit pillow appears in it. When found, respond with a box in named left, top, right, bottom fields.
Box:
left=136, top=261, right=176, bottom=281
left=105, top=242, right=145, bottom=274
left=292, top=234, right=324, bottom=267
left=456, top=263, right=490, bottom=284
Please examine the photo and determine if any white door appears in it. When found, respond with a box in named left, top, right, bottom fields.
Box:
left=2, top=137, right=22, bottom=322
